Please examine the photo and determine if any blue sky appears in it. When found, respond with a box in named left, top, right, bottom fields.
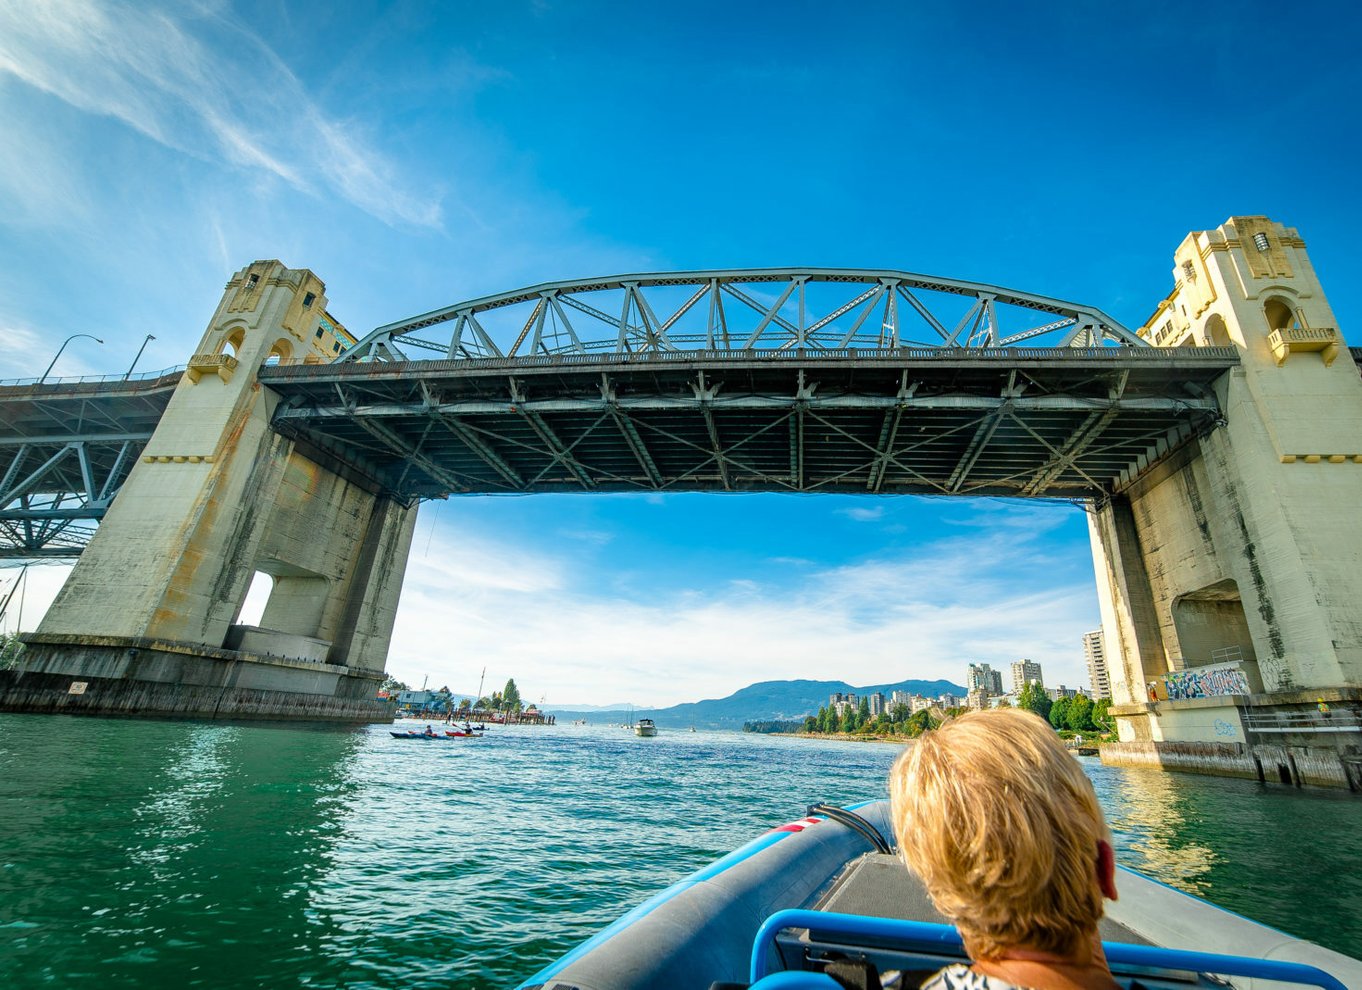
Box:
left=2, top=0, right=1360, bottom=706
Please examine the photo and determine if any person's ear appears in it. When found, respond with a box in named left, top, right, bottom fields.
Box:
left=1097, top=840, right=1118, bottom=901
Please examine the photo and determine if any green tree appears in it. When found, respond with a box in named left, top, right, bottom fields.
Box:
left=1017, top=682, right=1052, bottom=721
left=803, top=715, right=817, bottom=733
left=905, top=709, right=935, bottom=738
left=1067, top=694, right=1095, bottom=733
left=1049, top=696, right=1072, bottom=730
left=502, top=679, right=522, bottom=713
left=380, top=674, right=410, bottom=693
left=891, top=702, right=910, bottom=724
left=858, top=697, right=871, bottom=720
left=1091, top=698, right=1114, bottom=734
left=995, top=696, right=1012, bottom=708
left=843, top=708, right=861, bottom=732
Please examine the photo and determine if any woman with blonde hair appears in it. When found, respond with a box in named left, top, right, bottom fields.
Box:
left=888, top=707, right=1120, bottom=990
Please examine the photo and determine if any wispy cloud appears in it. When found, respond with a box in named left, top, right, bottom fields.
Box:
left=386, top=508, right=1099, bottom=707
left=838, top=505, right=885, bottom=522
left=0, top=0, right=441, bottom=229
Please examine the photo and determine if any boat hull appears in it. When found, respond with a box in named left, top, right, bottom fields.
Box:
left=517, top=799, right=1362, bottom=990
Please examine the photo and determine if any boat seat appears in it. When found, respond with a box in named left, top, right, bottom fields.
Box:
left=747, top=910, right=1349, bottom=990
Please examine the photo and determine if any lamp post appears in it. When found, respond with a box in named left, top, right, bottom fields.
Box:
left=123, top=334, right=157, bottom=380
left=39, top=333, right=104, bottom=383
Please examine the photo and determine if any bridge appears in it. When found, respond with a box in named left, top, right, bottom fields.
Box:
left=2, top=217, right=1360, bottom=789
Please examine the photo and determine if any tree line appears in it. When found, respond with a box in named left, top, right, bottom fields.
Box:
left=798, top=688, right=1114, bottom=739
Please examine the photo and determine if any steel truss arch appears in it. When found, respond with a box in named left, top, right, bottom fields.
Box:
left=342, top=268, right=1145, bottom=363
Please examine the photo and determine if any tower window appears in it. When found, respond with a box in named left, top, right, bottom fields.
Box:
left=1253, top=232, right=1270, bottom=252
left=315, top=327, right=324, bottom=339
left=1182, top=260, right=1196, bottom=282
left=303, top=292, right=316, bottom=309
left=248, top=273, right=260, bottom=287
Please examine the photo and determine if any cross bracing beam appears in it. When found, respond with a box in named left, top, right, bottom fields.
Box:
left=0, top=373, right=178, bottom=556
left=342, top=269, right=1146, bottom=362
left=262, top=352, right=1233, bottom=501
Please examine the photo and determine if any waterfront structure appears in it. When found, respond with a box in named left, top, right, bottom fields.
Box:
left=1083, top=630, right=1111, bottom=700
left=1089, top=218, right=1362, bottom=789
left=1010, top=659, right=1043, bottom=694
left=0, top=218, right=1357, bottom=785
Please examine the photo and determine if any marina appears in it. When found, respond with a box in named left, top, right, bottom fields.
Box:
left=1, top=715, right=1359, bottom=988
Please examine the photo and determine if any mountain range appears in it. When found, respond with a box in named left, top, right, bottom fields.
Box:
left=545, top=677, right=966, bottom=730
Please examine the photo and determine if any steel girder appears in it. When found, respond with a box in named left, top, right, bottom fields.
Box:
left=0, top=373, right=181, bottom=557
left=262, top=348, right=1236, bottom=501
left=341, top=269, right=1146, bottom=363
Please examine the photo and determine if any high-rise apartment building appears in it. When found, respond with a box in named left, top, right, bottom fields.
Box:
left=1083, top=630, right=1111, bottom=700
left=966, top=663, right=1003, bottom=698
left=1011, top=659, right=1044, bottom=695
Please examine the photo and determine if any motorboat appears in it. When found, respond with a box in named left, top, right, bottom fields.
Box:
left=634, top=718, right=658, bottom=737
left=517, top=800, right=1358, bottom=990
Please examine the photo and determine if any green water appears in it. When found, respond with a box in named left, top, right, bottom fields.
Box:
left=0, top=715, right=1358, bottom=988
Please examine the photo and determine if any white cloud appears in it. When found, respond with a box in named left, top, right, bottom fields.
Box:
left=838, top=505, right=885, bottom=522
left=0, top=0, right=441, bottom=229
left=387, top=508, right=1100, bottom=707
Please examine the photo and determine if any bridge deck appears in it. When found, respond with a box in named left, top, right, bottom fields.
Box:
left=261, top=348, right=1237, bottom=501
left=0, top=371, right=183, bottom=556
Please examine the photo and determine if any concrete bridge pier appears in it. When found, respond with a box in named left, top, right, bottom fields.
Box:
left=1093, top=217, right=1362, bottom=786
left=0, top=262, right=417, bottom=721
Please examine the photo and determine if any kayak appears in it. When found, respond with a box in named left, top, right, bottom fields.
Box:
left=388, top=731, right=456, bottom=739
left=517, top=799, right=1360, bottom=990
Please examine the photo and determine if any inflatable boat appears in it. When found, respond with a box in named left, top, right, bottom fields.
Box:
left=518, top=801, right=1359, bottom=990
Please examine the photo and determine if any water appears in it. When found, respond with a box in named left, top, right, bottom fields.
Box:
left=0, top=715, right=1358, bottom=988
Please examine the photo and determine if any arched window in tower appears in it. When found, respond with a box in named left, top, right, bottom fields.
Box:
left=263, top=339, right=292, bottom=367
left=1264, top=297, right=1300, bottom=333
left=219, top=329, right=244, bottom=359
left=1203, top=314, right=1231, bottom=347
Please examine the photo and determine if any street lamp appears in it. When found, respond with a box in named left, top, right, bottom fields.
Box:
left=39, top=333, right=104, bottom=384
left=123, top=334, right=157, bottom=380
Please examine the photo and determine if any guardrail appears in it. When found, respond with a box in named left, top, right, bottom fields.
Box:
left=0, top=366, right=186, bottom=388
left=1242, top=711, right=1361, bottom=733
left=266, top=345, right=1242, bottom=376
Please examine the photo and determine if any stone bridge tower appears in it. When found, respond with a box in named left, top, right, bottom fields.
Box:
left=15, top=262, right=417, bottom=720
left=1092, top=217, right=1362, bottom=786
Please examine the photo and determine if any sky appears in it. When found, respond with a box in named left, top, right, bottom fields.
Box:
left=1, top=0, right=1360, bottom=707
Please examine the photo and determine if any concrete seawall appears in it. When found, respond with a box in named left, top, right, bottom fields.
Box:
left=1101, top=740, right=1361, bottom=790
left=0, top=636, right=391, bottom=723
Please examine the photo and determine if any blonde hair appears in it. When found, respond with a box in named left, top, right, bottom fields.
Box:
left=888, top=708, right=1108, bottom=959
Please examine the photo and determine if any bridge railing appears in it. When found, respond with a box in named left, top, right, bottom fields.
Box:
left=0, top=365, right=186, bottom=389
left=271, top=345, right=1241, bottom=376
left=1242, top=710, right=1361, bottom=734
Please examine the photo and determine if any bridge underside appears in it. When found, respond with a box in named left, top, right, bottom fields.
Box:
left=263, top=349, right=1235, bottom=501
left=0, top=373, right=181, bottom=557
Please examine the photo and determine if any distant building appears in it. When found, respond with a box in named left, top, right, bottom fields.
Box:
left=1011, top=659, right=1043, bottom=695
left=868, top=692, right=885, bottom=716
left=1083, top=630, right=1111, bottom=700
left=910, top=694, right=931, bottom=713
left=966, top=687, right=990, bottom=709
left=1047, top=684, right=1080, bottom=701
left=938, top=693, right=961, bottom=709
left=890, top=690, right=913, bottom=708
left=395, top=689, right=444, bottom=712
left=967, top=663, right=1003, bottom=698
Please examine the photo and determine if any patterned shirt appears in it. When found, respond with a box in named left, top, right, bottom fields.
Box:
left=921, top=964, right=1028, bottom=990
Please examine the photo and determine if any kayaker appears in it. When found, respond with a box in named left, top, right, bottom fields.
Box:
left=889, top=708, right=1120, bottom=990
left=423, top=724, right=435, bottom=737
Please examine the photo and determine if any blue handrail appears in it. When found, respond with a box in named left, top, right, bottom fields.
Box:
left=750, top=910, right=1347, bottom=990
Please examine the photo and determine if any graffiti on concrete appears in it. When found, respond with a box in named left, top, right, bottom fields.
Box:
left=1165, top=666, right=1251, bottom=700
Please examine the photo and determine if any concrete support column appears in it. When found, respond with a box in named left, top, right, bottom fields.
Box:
left=1089, top=497, right=1166, bottom=716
